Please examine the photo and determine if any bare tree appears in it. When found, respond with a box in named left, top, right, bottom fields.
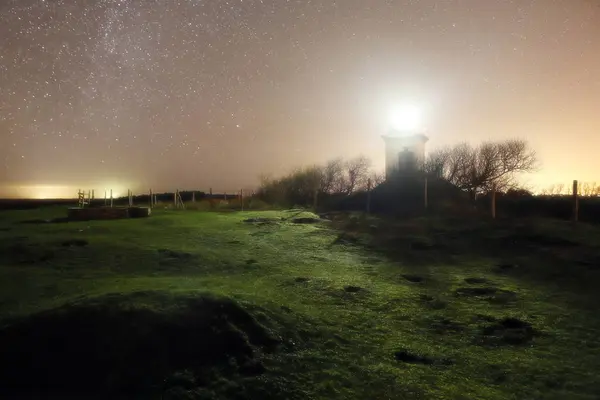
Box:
left=423, top=147, right=451, bottom=178
left=579, top=181, right=598, bottom=197
left=425, top=139, right=538, bottom=199
left=257, top=155, right=383, bottom=206
left=341, top=155, right=371, bottom=194
left=287, top=166, right=322, bottom=200
left=319, top=158, right=344, bottom=194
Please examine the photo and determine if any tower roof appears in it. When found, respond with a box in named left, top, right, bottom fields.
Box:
left=382, top=132, right=429, bottom=143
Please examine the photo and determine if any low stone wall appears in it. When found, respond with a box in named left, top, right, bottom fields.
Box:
left=67, top=207, right=151, bottom=221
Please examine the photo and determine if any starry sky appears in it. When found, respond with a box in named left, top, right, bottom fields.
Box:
left=1, top=0, right=599, bottom=198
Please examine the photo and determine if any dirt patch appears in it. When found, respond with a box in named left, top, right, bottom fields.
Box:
left=402, top=274, right=424, bottom=283
left=394, top=350, right=434, bottom=364
left=290, top=217, right=321, bottom=224
left=0, top=291, right=280, bottom=397
left=394, top=350, right=453, bottom=366
left=480, top=317, right=536, bottom=345
left=243, top=218, right=280, bottom=224
left=464, top=277, right=490, bottom=284
left=61, top=239, right=88, bottom=247
left=343, top=285, right=363, bottom=293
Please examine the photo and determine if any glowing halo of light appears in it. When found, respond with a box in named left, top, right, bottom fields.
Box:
left=388, top=104, right=421, bottom=132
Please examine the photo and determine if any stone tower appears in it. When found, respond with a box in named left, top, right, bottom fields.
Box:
left=382, top=130, right=428, bottom=179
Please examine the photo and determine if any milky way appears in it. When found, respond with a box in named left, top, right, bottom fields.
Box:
left=1, top=0, right=599, bottom=198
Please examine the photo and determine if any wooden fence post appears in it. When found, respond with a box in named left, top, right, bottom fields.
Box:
left=149, top=189, right=153, bottom=208
left=573, top=180, right=579, bottom=222
left=240, top=189, right=244, bottom=211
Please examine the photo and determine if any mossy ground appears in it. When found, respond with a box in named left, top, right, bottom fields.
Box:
left=0, top=207, right=599, bottom=399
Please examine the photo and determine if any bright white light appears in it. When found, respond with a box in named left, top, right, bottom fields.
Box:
left=388, top=105, right=421, bottom=131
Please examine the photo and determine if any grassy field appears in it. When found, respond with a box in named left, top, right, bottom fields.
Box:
left=0, top=206, right=599, bottom=399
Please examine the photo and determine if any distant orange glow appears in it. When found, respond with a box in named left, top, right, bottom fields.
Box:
left=0, top=184, right=128, bottom=200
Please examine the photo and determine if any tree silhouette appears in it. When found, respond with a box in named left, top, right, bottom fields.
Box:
left=425, top=139, right=538, bottom=199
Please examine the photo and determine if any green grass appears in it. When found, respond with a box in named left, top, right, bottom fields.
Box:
left=1, top=207, right=600, bottom=399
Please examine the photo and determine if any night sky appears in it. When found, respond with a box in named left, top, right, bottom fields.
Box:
left=1, top=0, right=599, bottom=198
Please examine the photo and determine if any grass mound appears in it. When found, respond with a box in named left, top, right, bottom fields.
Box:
left=0, top=291, right=280, bottom=397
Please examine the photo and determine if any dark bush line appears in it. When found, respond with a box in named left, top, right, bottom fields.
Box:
left=475, top=196, right=600, bottom=223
